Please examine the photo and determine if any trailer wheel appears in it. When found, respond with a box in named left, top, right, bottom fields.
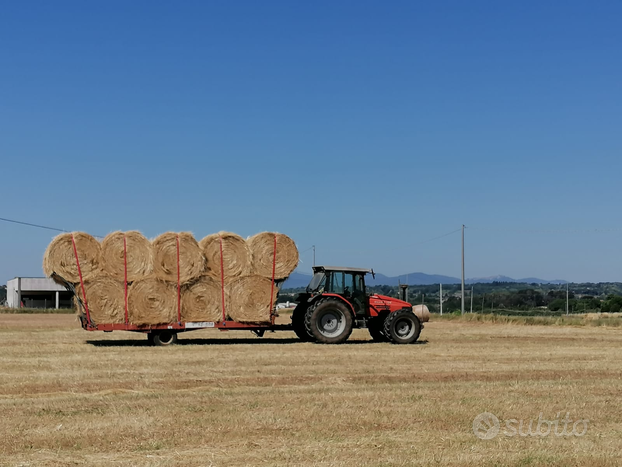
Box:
left=292, top=305, right=314, bottom=342
left=304, top=298, right=353, bottom=344
left=384, top=309, right=421, bottom=344
left=367, top=315, right=389, bottom=342
left=150, top=331, right=178, bottom=346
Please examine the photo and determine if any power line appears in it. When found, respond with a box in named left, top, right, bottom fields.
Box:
left=414, top=227, right=463, bottom=245
left=0, top=216, right=104, bottom=238
left=469, top=226, right=622, bottom=235
left=0, top=216, right=69, bottom=233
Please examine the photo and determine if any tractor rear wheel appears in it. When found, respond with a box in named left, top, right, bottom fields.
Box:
left=305, top=298, right=353, bottom=344
left=291, top=305, right=314, bottom=342
left=384, top=309, right=421, bottom=344
left=368, top=315, right=389, bottom=342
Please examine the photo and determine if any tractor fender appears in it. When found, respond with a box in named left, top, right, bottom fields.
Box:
left=307, top=293, right=356, bottom=317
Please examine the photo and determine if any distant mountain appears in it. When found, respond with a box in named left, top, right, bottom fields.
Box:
left=518, top=277, right=568, bottom=285
left=281, top=271, right=313, bottom=289
left=281, top=270, right=566, bottom=289
left=366, top=272, right=461, bottom=286
left=466, top=275, right=567, bottom=285
left=281, top=270, right=462, bottom=288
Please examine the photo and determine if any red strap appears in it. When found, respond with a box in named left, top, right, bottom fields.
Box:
left=268, top=233, right=277, bottom=323
left=219, top=235, right=226, bottom=323
left=176, top=235, right=181, bottom=323
left=71, top=234, right=91, bottom=325
left=123, top=234, right=128, bottom=324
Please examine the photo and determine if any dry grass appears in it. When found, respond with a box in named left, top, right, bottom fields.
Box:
left=1, top=315, right=621, bottom=466
left=437, top=312, right=622, bottom=327
left=0, top=307, right=74, bottom=314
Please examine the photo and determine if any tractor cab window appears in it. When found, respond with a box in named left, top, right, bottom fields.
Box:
left=343, top=273, right=354, bottom=297
left=351, top=273, right=366, bottom=315
left=354, top=274, right=365, bottom=294
left=328, top=271, right=345, bottom=294
left=307, top=272, right=326, bottom=293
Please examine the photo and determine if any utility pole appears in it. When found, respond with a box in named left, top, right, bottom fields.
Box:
left=481, top=295, right=485, bottom=313
left=440, top=283, right=443, bottom=315
left=312, top=245, right=316, bottom=267
left=470, top=287, right=473, bottom=313
left=461, top=224, right=465, bottom=315
left=566, top=283, right=569, bottom=316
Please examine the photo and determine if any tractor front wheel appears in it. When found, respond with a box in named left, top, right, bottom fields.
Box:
left=384, top=309, right=421, bottom=344
left=305, top=298, right=353, bottom=344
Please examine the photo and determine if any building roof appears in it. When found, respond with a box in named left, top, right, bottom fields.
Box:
left=6, top=277, right=67, bottom=292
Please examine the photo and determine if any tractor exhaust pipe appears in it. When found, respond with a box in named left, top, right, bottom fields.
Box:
left=399, top=284, right=408, bottom=303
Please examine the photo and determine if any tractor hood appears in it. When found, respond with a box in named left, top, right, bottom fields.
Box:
left=371, top=294, right=411, bottom=309
left=370, top=294, right=430, bottom=323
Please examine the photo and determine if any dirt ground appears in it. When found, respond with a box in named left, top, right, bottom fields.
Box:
left=1, top=314, right=621, bottom=466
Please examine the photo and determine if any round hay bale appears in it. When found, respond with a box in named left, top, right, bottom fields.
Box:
left=413, top=304, right=430, bottom=323
left=225, top=275, right=277, bottom=323
left=200, top=232, right=251, bottom=279
left=43, top=232, right=101, bottom=283
left=128, top=278, right=177, bottom=325
left=100, top=231, right=153, bottom=282
left=77, top=276, right=125, bottom=324
left=181, top=276, right=223, bottom=322
left=247, top=232, right=299, bottom=280
left=152, top=232, right=205, bottom=284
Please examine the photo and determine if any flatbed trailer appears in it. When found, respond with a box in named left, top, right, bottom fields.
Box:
left=59, top=274, right=291, bottom=345
left=79, top=319, right=292, bottom=334
left=76, top=301, right=292, bottom=345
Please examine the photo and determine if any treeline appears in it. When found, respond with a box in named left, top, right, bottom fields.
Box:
left=280, top=282, right=622, bottom=314
left=373, top=282, right=622, bottom=314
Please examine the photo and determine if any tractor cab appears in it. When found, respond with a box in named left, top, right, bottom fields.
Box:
left=304, top=266, right=372, bottom=316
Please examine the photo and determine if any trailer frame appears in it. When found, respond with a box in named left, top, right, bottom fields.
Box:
left=55, top=273, right=293, bottom=338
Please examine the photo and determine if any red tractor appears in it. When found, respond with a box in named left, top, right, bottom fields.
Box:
left=291, top=266, right=429, bottom=344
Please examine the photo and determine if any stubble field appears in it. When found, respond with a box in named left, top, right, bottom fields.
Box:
left=1, top=314, right=621, bottom=466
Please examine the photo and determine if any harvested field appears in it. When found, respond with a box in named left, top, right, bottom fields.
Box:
left=1, top=316, right=621, bottom=466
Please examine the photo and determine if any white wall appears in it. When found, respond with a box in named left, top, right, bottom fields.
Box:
left=6, top=278, right=67, bottom=308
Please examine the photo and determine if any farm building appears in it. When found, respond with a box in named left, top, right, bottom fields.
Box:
left=6, top=277, right=73, bottom=309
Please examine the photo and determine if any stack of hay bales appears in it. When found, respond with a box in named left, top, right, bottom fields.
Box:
left=43, top=230, right=298, bottom=325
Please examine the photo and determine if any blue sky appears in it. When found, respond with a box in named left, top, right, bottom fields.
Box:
left=1, top=1, right=621, bottom=284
